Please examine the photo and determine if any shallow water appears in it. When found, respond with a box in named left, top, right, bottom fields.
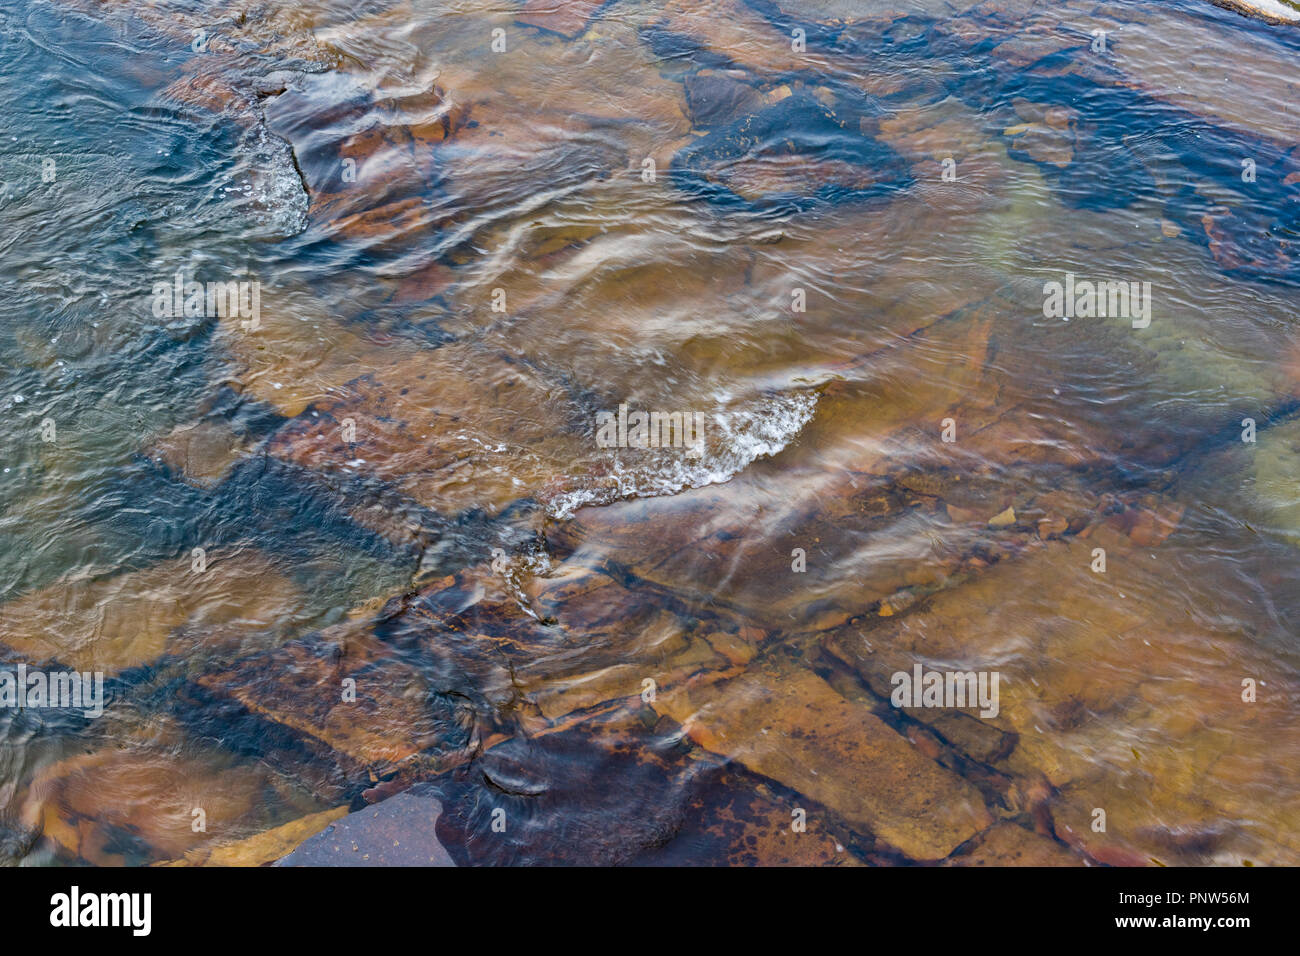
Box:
left=1, top=0, right=1298, bottom=865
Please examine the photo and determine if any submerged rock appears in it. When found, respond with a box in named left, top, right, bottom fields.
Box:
left=644, top=0, right=837, bottom=75
left=262, top=341, right=594, bottom=516
left=944, top=821, right=1082, bottom=867
left=146, top=418, right=255, bottom=490
left=162, top=805, right=349, bottom=866
left=0, top=548, right=302, bottom=675
left=1251, top=416, right=1300, bottom=544
left=819, top=518, right=1300, bottom=865
left=263, top=70, right=468, bottom=252
left=181, top=622, right=477, bottom=784
left=683, top=69, right=768, bottom=128
left=516, top=0, right=608, bottom=39
left=672, top=92, right=913, bottom=208
left=630, top=773, right=862, bottom=865
left=653, top=658, right=993, bottom=860
left=20, top=729, right=290, bottom=866
left=430, top=701, right=867, bottom=865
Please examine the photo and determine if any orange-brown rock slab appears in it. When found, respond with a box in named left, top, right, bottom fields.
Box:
left=944, top=821, right=1083, bottom=866
left=0, top=549, right=302, bottom=675
left=649, top=0, right=836, bottom=75
left=653, top=659, right=993, bottom=860
left=160, top=804, right=349, bottom=866
left=392, top=562, right=739, bottom=725
left=146, top=419, right=252, bottom=489
left=813, top=513, right=1300, bottom=866
left=21, top=744, right=281, bottom=865
left=263, top=342, right=591, bottom=516
left=517, top=0, right=607, bottom=38
left=185, top=622, right=476, bottom=782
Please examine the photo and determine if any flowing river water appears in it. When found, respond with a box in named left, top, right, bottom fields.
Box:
left=0, top=0, right=1298, bottom=866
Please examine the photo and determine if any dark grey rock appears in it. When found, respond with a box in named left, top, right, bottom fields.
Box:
left=276, top=791, right=455, bottom=867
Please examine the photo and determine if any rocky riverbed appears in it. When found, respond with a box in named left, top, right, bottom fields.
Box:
left=1, top=0, right=1297, bottom=866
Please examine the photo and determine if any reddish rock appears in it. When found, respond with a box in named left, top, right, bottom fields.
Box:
left=516, top=0, right=608, bottom=39
left=653, top=660, right=993, bottom=860
left=945, top=822, right=1083, bottom=866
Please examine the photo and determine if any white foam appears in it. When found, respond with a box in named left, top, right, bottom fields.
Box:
left=227, top=124, right=308, bottom=238
left=547, top=390, right=819, bottom=519
left=1224, top=0, right=1300, bottom=21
